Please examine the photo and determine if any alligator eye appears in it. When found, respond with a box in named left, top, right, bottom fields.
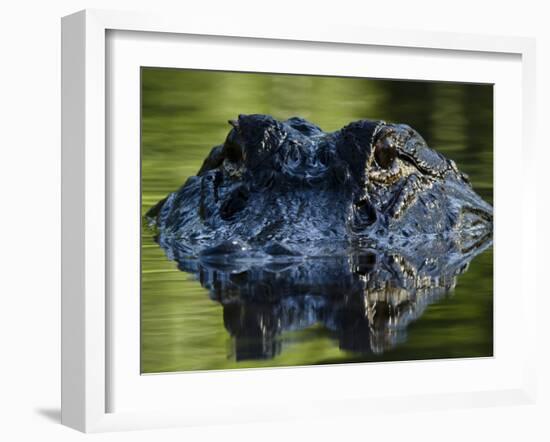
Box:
left=223, top=127, right=243, bottom=162
left=374, top=135, right=397, bottom=169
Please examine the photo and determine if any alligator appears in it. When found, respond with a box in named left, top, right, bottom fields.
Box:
left=147, top=114, right=493, bottom=259
left=145, top=114, right=493, bottom=361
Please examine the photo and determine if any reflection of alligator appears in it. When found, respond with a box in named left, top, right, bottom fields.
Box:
left=147, top=114, right=492, bottom=257
left=146, top=115, right=493, bottom=361
left=162, top=236, right=490, bottom=360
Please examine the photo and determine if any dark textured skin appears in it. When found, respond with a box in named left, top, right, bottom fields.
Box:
left=147, top=114, right=493, bottom=259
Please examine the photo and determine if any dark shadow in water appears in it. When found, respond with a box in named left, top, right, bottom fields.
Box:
left=156, top=234, right=491, bottom=361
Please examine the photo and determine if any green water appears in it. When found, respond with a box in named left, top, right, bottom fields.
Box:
left=141, top=68, right=493, bottom=373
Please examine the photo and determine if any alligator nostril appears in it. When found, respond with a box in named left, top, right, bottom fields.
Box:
left=199, top=240, right=248, bottom=258
left=264, top=243, right=301, bottom=257
left=374, top=135, right=397, bottom=169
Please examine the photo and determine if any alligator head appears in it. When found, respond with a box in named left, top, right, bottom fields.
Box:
left=147, top=114, right=492, bottom=259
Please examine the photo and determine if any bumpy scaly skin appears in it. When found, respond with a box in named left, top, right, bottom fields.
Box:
left=147, top=114, right=493, bottom=259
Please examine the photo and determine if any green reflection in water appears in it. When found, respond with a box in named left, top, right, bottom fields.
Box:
left=141, top=68, right=493, bottom=373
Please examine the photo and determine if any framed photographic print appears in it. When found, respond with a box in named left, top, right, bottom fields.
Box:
left=61, top=9, right=537, bottom=432
left=140, top=68, right=494, bottom=372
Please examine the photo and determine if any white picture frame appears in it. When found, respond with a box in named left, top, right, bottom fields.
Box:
left=61, top=9, right=537, bottom=433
